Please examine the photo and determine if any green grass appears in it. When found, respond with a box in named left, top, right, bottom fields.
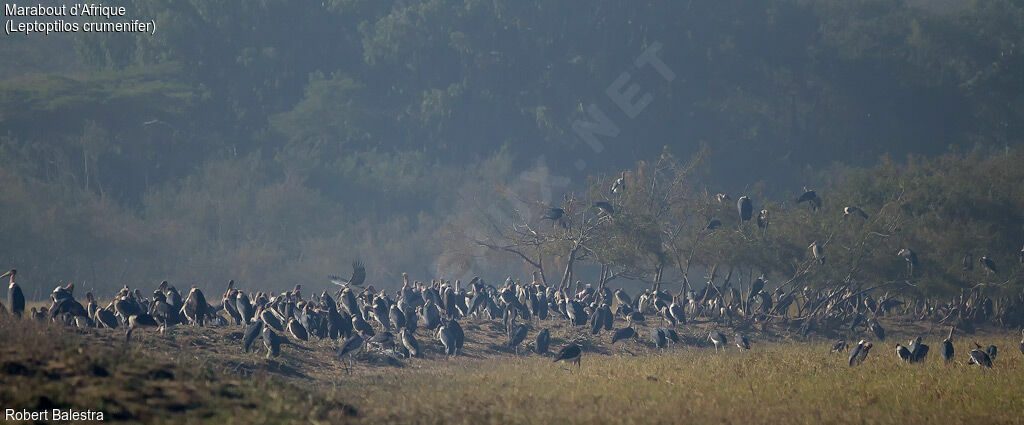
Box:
left=1, top=314, right=1021, bottom=424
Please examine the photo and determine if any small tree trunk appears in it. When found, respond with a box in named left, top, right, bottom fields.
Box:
left=653, top=265, right=663, bottom=292
left=559, top=241, right=583, bottom=291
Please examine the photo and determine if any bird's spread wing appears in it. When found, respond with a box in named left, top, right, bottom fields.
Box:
left=329, top=261, right=366, bottom=287
left=350, top=261, right=366, bottom=287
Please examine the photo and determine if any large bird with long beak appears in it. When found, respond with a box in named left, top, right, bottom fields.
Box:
left=182, top=286, right=210, bottom=326
left=797, top=186, right=822, bottom=211
left=51, top=282, right=73, bottom=303
left=611, top=171, right=625, bottom=194
left=3, top=270, right=24, bottom=317
left=330, top=261, right=367, bottom=295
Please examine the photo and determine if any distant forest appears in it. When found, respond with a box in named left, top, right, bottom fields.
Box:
left=1, top=0, right=1022, bottom=298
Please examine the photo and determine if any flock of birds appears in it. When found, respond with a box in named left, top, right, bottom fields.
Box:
left=837, top=326, right=1015, bottom=369
left=545, top=183, right=1019, bottom=280
left=2, top=263, right=1023, bottom=373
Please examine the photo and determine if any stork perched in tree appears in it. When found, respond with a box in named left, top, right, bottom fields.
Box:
left=962, top=253, right=974, bottom=271
left=897, top=248, right=918, bottom=277
left=757, top=209, right=770, bottom=231
left=979, top=256, right=997, bottom=275
left=796, top=186, right=821, bottom=211
left=611, top=171, right=625, bottom=194
left=843, top=206, right=868, bottom=220
left=809, top=241, right=825, bottom=265
left=737, top=196, right=753, bottom=222
left=541, top=207, right=567, bottom=229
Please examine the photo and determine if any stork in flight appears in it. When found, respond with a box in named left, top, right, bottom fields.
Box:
left=330, top=261, right=367, bottom=295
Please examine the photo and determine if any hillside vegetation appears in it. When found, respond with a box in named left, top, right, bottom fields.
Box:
left=2, top=0, right=1023, bottom=296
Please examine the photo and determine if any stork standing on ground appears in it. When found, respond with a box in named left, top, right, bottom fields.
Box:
left=849, top=340, right=873, bottom=366
left=895, top=344, right=911, bottom=362
left=554, top=343, right=582, bottom=372
left=651, top=328, right=667, bottom=349
left=535, top=328, right=551, bottom=355
left=968, top=349, right=992, bottom=368
left=709, top=331, right=727, bottom=352
left=125, top=313, right=159, bottom=343
left=508, top=323, right=528, bottom=355
left=2, top=270, right=24, bottom=318
left=735, top=333, right=750, bottom=350
left=1018, top=330, right=1023, bottom=358
left=941, top=327, right=955, bottom=363
left=399, top=328, right=420, bottom=358
left=337, top=335, right=364, bottom=373
left=611, top=327, right=637, bottom=346
left=243, top=320, right=263, bottom=353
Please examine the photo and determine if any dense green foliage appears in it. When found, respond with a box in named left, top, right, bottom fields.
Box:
left=1, top=0, right=1022, bottom=297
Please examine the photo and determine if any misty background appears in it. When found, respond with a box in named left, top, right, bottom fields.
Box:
left=1, top=0, right=1022, bottom=299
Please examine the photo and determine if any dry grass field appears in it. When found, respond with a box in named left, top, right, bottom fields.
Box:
left=1, top=313, right=1022, bottom=424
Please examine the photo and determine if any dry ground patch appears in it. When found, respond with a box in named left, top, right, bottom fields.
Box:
left=1, top=314, right=1021, bottom=424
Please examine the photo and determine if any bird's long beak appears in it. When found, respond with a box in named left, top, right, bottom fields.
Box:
left=0, top=270, right=11, bottom=279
